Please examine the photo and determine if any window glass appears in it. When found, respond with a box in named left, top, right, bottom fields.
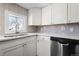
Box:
left=5, top=10, right=27, bottom=33
left=8, top=15, right=17, bottom=33
left=17, top=16, right=24, bottom=32
left=8, top=15, right=25, bottom=33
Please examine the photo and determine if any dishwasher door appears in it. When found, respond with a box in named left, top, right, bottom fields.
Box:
left=51, top=40, right=59, bottom=56
left=51, top=40, right=69, bottom=56
left=58, top=43, right=70, bottom=56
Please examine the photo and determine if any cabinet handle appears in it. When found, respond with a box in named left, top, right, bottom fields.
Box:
left=23, top=44, right=27, bottom=46
left=61, top=43, right=69, bottom=46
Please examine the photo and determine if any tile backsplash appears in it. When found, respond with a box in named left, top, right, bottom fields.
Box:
left=37, top=23, right=79, bottom=36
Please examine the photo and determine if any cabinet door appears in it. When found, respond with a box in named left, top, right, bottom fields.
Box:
left=2, top=45, right=23, bottom=56
left=68, top=3, right=79, bottom=23
left=23, top=37, right=37, bottom=56
left=0, top=50, right=3, bottom=56
left=42, top=5, right=52, bottom=25
left=37, top=36, right=51, bottom=56
left=28, top=8, right=42, bottom=25
left=52, top=3, right=67, bottom=24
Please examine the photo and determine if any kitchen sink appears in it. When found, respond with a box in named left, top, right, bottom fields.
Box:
left=4, top=33, right=28, bottom=37
left=4, top=35, right=15, bottom=37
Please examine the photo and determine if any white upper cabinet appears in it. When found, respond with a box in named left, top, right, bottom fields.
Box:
left=68, top=3, right=79, bottom=23
left=28, top=3, right=79, bottom=25
left=28, top=8, right=42, bottom=25
left=52, top=3, right=67, bottom=24
left=42, top=4, right=52, bottom=25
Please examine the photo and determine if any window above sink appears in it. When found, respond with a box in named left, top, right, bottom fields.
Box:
left=5, top=10, right=27, bottom=34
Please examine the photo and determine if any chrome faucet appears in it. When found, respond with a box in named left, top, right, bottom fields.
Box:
left=15, top=22, right=20, bottom=34
left=9, top=23, right=20, bottom=34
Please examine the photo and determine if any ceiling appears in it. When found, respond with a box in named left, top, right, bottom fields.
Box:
left=17, top=3, right=51, bottom=9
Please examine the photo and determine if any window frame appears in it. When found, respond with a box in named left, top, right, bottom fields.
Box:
left=5, top=9, right=27, bottom=34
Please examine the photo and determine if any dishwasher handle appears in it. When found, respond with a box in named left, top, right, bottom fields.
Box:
left=58, top=42, right=69, bottom=56
left=61, top=43, right=69, bottom=46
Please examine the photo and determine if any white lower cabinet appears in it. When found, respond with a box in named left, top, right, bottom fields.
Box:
left=23, top=42, right=36, bottom=56
left=0, top=35, right=51, bottom=56
left=2, top=45, right=23, bottom=56
left=37, top=36, right=51, bottom=56
left=23, top=37, right=37, bottom=56
left=0, top=36, right=37, bottom=56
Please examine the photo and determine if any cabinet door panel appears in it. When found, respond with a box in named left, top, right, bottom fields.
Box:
left=23, top=42, right=36, bottom=56
left=42, top=5, right=52, bottom=25
left=32, top=8, right=42, bottom=25
left=68, top=3, right=79, bottom=23
left=23, top=37, right=37, bottom=56
left=2, top=45, right=23, bottom=56
left=28, top=9, right=33, bottom=25
left=28, top=8, right=42, bottom=25
left=37, top=36, right=51, bottom=56
left=52, top=3, right=67, bottom=24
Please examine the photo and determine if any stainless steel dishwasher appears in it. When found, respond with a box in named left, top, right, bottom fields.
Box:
left=51, top=37, right=79, bottom=56
left=51, top=37, right=69, bottom=56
